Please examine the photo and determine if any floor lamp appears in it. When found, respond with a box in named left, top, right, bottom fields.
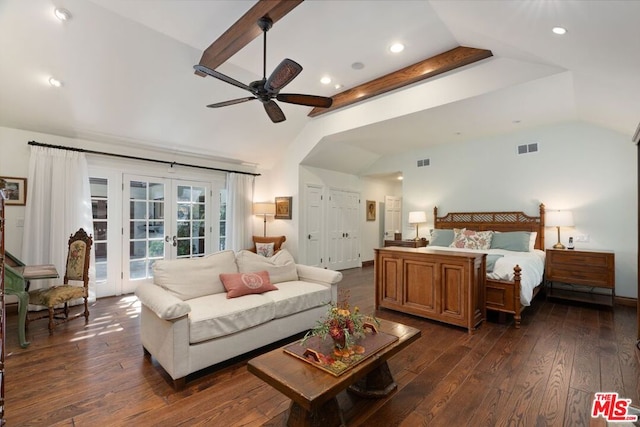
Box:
left=546, top=210, right=574, bottom=249
left=253, top=202, right=276, bottom=237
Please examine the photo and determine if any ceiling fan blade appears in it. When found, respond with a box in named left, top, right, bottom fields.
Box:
left=193, top=64, right=254, bottom=93
left=207, top=97, right=257, bottom=108
left=265, top=59, right=302, bottom=93
left=276, top=93, right=333, bottom=108
left=263, top=100, right=286, bottom=123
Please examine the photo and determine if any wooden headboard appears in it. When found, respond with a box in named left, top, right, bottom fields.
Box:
left=433, top=203, right=546, bottom=250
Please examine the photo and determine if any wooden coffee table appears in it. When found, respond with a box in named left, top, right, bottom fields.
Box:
left=247, top=318, right=421, bottom=427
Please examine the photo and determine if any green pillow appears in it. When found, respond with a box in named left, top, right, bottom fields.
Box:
left=429, top=229, right=455, bottom=247
left=490, top=231, right=531, bottom=252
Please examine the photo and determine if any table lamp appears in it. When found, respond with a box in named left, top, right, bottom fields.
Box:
left=408, top=211, right=427, bottom=241
left=253, top=202, right=276, bottom=237
left=546, top=210, right=574, bottom=249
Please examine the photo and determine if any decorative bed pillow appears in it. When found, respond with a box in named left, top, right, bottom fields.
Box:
left=219, top=270, right=278, bottom=298
left=256, top=242, right=275, bottom=257
left=236, top=249, right=299, bottom=284
left=251, top=235, right=286, bottom=253
left=429, top=229, right=455, bottom=247
left=490, top=231, right=531, bottom=252
left=450, top=228, right=493, bottom=250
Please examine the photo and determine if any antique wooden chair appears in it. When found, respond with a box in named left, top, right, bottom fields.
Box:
left=27, top=228, right=93, bottom=334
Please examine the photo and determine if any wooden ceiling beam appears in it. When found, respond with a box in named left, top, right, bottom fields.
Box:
left=308, top=46, right=493, bottom=117
left=195, top=0, right=304, bottom=76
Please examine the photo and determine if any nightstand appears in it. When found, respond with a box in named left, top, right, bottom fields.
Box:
left=383, top=239, right=428, bottom=248
left=545, top=248, right=615, bottom=306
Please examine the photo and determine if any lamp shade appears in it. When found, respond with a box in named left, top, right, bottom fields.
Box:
left=253, top=202, right=276, bottom=216
left=546, top=210, right=574, bottom=227
left=408, top=211, right=427, bottom=224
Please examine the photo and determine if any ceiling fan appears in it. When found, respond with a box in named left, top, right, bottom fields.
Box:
left=194, top=16, right=333, bottom=123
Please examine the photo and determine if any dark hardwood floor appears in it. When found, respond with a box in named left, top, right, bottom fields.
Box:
left=4, top=266, right=639, bottom=426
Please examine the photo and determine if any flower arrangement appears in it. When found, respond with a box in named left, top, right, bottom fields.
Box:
left=303, top=290, right=377, bottom=351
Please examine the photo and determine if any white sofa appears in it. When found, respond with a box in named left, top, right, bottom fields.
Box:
left=135, top=249, right=342, bottom=388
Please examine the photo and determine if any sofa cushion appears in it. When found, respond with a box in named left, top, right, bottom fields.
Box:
left=187, top=293, right=275, bottom=344
left=265, top=281, right=332, bottom=319
left=220, top=271, right=278, bottom=298
left=236, top=249, right=298, bottom=284
left=153, top=250, right=238, bottom=300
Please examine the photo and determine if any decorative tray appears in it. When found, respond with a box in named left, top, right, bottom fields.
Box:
left=283, top=331, right=399, bottom=376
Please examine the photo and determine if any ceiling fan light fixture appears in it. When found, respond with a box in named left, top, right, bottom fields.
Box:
left=54, top=8, right=72, bottom=21
left=389, top=43, right=405, bottom=53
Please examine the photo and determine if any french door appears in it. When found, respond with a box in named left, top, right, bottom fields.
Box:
left=122, top=175, right=212, bottom=293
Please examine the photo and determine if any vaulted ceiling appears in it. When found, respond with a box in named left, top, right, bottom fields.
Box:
left=1, top=1, right=639, bottom=172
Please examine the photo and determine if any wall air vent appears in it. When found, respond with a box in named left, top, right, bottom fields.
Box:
left=517, top=143, right=539, bottom=155
left=417, top=158, right=430, bottom=167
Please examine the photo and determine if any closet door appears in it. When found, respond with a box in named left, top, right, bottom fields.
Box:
left=304, top=184, right=324, bottom=267
left=327, top=188, right=360, bottom=270
left=384, top=195, right=402, bottom=240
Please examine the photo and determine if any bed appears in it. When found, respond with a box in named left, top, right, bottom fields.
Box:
left=430, top=203, right=546, bottom=328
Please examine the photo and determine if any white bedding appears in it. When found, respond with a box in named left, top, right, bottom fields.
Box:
left=418, top=246, right=546, bottom=306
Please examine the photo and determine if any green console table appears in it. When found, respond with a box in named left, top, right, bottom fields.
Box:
left=4, top=262, right=58, bottom=348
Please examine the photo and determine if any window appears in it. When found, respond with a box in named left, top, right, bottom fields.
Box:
left=219, top=188, right=227, bottom=251
left=90, top=177, right=108, bottom=284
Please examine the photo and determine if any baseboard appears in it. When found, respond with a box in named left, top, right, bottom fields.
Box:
left=614, top=295, right=637, bottom=307
left=361, top=260, right=374, bottom=267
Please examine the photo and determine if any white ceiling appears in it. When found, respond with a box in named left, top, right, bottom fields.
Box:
left=1, top=0, right=639, bottom=172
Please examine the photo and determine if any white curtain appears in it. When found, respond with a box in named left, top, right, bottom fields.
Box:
left=225, top=172, right=254, bottom=252
left=21, top=146, right=95, bottom=303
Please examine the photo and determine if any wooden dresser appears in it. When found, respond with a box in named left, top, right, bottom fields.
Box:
left=545, top=248, right=615, bottom=306
left=375, top=247, right=486, bottom=333
left=383, top=239, right=428, bottom=248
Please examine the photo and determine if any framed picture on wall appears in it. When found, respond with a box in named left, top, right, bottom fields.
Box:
left=275, top=196, right=292, bottom=219
left=366, top=200, right=376, bottom=221
left=0, top=176, right=27, bottom=206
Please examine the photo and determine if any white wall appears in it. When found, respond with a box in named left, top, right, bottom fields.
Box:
left=363, top=121, right=638, bottom=298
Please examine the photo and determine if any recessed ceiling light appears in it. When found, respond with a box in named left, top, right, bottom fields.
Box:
left=552, top=26, right=567, bottom=35
left=389, top=43, right=405, bottom=53
left=334, top=84, right=342, bottom=90
left=351, top=62, right=364, bottom=70
left=48, top=77, right=62, bottom=87
left=320, top=76, right=331, bottom=85
left=397, top=176, right=403, bottom=181
left=54, top=8, right=72, bottom=21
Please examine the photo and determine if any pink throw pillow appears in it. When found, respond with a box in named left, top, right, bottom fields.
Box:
left=219, top=270, right=278, bottom=298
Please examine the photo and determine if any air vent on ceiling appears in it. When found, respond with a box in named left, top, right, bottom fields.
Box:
left=517, top=143, right=538, bottom=155
left=417, top=158, right=430, bottom=167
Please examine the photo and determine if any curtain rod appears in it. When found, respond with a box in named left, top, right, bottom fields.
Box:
left=27, top=141, right=260, bottom=177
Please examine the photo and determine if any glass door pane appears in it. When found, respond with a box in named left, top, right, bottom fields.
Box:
left=174, top=182, right=208, bottom=258
left=123, top=176, right=169, bottom=293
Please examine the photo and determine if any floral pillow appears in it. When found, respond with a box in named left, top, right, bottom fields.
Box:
left=256, top=242, right=275, bottom=257
left=449, top=228, right=493, bottom=250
